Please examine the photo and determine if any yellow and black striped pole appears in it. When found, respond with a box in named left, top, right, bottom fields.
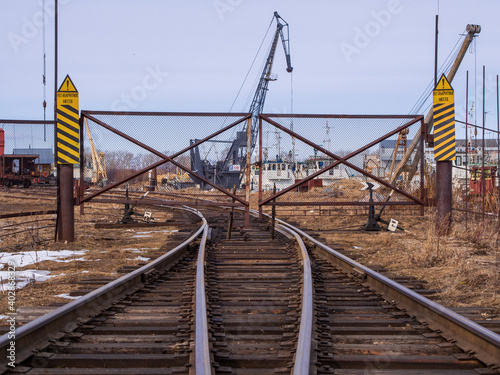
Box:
left=56, top=75, right=79, bottom=242
left=433, top=74, right=454, bottom=233
left=56, top=75, right=80, bottom=164
left=433, top=75, right=456, bottom=161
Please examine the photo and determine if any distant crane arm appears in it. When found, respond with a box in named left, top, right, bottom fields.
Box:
left=275, top=12, right=293, bottom=73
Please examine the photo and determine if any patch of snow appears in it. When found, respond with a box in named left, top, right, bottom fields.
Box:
left=53, top=257, right=88, bottom=263
left=131, top=235, right=152, bottom=238
left=123, top=248, right=156, bottom=253
left=0, top=269, right=55, bottom=290
left=0, top=250, right=87, bottom=269
left=136, top=256, right=150, bottom=262
left=136, top=230, right=177, bottom=234
left=353, top=246, right=363, bottom=249
left=0, top=315, right=9, bottom=322
left=56, top=293, right=82, bottom=300
left=82, top=270, right=89, bottom=273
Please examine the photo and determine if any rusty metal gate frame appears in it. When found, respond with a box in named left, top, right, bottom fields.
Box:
left=78, top=111, right=251, bottom=210
left=258, top=114, right=426, bottom=216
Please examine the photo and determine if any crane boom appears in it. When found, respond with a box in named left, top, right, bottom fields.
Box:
left=190, top=12, right=292, bottom=190
left=389, top=24, right=481, bottom=185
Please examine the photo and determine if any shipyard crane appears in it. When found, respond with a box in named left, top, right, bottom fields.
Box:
left=190, top=11, right=293, bottom=189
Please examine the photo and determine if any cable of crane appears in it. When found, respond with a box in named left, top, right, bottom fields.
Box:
left=408, top=30, right=467, bottom=116
left=227, top=16, right=274, bottom=115
left=219, top=17, right=274, bottom=144
left=411, top=31, right=465, bottom=114
left=409, top=33, right=463, bottom=114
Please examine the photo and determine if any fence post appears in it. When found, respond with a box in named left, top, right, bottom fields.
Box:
left=58, top=164, right=75, bottom=242
left=244, top=118, right=252, bottom=227
left=227, top=184, right=237, bottom=240
left=271, top=183, right=276, bottom=240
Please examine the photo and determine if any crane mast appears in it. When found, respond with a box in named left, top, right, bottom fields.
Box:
left=190, top=12, right=292, bottom=190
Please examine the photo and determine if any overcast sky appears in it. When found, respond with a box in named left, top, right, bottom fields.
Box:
left=1, top=1, right=499, bottom=128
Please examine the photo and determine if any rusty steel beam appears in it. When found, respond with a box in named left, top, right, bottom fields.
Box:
left=89, top=198, right=244, bottom=207
left=267, top=201, right=418, bottom=206
left=0, top=210, right=57, bottom=219
left=82, top=110, right=250, bottom=117
left=80, top=113, right=250, bottom=206
left=0, top=119, right=55, bottom=125
left=259, top=115, right=424, bottom=206
left=260, top=113, right=420, bottom=119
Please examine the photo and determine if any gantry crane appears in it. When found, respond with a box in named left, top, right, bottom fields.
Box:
left=190, top=11, right=293, bottom=189
left=84, top=118, right=108, bottom=187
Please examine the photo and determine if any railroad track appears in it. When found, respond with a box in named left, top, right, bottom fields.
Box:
left=204, top=214, right=307, bottom=374
left=1, top=205, right=499, bottom=374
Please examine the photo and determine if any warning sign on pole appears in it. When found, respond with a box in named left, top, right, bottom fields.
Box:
left=56, top=75, right=79, bottom=164
left=433, top=74, right=456, bottom=161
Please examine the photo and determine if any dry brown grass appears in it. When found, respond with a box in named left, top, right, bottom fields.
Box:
left=286, top=208, right=500, bottom=311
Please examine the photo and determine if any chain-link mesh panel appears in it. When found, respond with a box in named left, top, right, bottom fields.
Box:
left=81, top=112, right=250, bottom=206
left=451, top=124, right=500, bottom=217
left=257, top=115, right=424, bottom=217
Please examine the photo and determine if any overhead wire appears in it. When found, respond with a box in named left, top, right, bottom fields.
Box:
left=230, top=17, right=274, bottom=114
left=43, top=0, right=47, bottom=142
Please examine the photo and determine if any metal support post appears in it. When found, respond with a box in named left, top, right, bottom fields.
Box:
left=420, top=119, right=426, bottom=216
left=227, top=184, right=237, bottom=240
left=79, top=114, right=85, bottom=215
left=258, top=116, right=263, bottom=221
left=271, top=183, right=276, bottom=239
left=58, top=164, right=75, bottom=241
left=244, top=118, right=252, bottom=227
left=436, top=161, right=452, bottom=234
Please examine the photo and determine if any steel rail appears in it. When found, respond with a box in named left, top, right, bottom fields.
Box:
left=278, top=225, right=313, bottom=374
left=128, top=203, right=213, bottom=374
left=276, top=217, right=500, bottom=368
left=245, top=208, right=313, bottom=374
left=194, top=215, right=211, bottom=374
left=0, top=206, right=207, bottom=372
